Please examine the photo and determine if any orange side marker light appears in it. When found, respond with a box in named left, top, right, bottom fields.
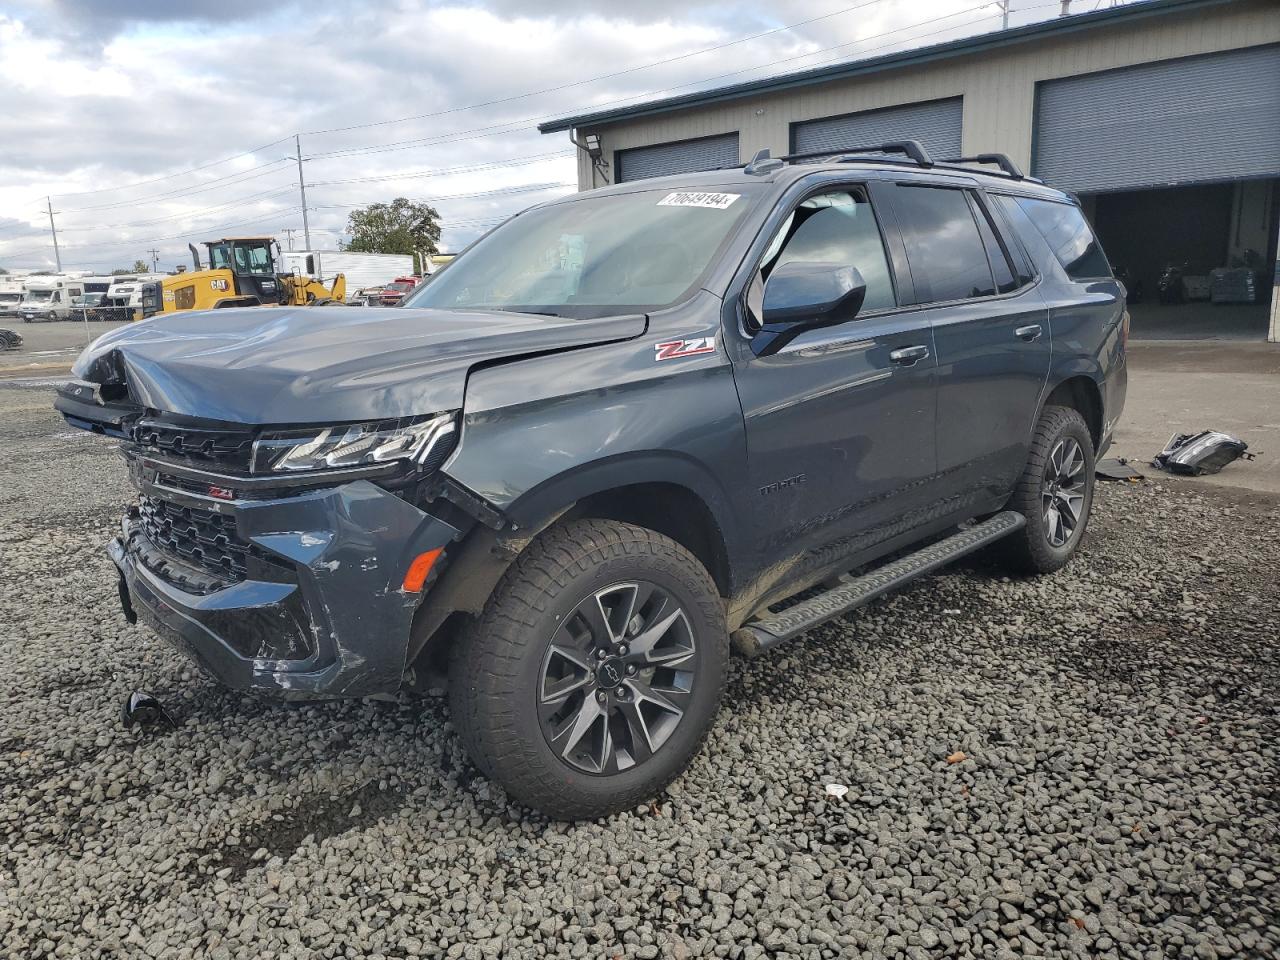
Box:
left=402, top=548, right=443, bottom=592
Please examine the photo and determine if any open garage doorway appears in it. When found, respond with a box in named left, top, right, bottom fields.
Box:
left=1085, top=180, right=1278, bottom=340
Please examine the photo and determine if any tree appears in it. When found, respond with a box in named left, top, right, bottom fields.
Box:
left=132, top=259, right=149, bottom=273
left=344, top=198, right=441, bottom=273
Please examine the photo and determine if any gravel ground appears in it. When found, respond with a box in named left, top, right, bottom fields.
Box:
left=1, top=378, right=1277, bottom=960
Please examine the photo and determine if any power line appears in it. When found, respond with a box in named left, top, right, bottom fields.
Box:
left=42, top=137, right=295, bottom=200
left=50, top=186, right=299, bottom=233
left=21, top=1, right=886, bottom=209
left=306, top=1, right=1016, bottom=163
left=59, top=161, right=294, bottom=213
left=306, top=150, right=574, bottom=185
left=311, top=181, right=575, bottom=212
left=302, top=0, right=895, bottom=137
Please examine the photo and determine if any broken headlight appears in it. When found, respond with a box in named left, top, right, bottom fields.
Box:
left=251, top=413, right=456, bottom=474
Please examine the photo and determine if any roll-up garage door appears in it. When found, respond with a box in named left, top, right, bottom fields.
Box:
left=1035, top=45, right=1280, bottom=194
left=791, top=97, right=962, bottom=159
left=616, top=133, right=740, bottom=182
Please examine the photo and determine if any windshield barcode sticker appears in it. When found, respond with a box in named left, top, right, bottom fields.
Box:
left=658, top=191, right=741, bottom=210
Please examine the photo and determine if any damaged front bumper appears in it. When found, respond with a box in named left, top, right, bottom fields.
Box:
left=111, top=467, right=460, bottom=699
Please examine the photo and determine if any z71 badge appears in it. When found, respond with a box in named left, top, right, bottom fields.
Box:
left=654, top=337, right=716, bottom=361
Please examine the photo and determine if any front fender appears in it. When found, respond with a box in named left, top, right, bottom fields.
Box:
left=442, top=312, right=749, bottom=579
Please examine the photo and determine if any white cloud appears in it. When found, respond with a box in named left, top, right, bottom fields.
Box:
left=0, top=0, right=1116, bottom=271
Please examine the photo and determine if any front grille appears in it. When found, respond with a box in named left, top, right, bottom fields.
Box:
left=132, top=417, right=255, bottom=471
left=137, top=494, right=249, bottom=581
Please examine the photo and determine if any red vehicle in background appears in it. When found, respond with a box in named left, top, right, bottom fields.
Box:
left=379, top=276, right=420, bottom=306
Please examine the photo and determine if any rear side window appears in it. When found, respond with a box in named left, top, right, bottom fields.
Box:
left=968, top=194, right=1018, bottom=294
left=1015, top=197, right=1111, bottom=280
left=892, top=185, right=996, bottom=303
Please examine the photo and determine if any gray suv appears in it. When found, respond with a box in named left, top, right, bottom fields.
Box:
left=57, top=141, right=1126, bottom=819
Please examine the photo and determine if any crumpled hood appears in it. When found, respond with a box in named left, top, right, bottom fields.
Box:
left=72, top=305, right=646, bottom=424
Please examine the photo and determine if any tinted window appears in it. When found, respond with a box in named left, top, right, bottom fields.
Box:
left=759, top=189, right=896, bottom=313
left=988, top=196, right=1037, bottom=286
left=968, top=195, right=1018, bottom=293
left=893, top=185, right=996, bottom=302
left=1015, top=197, right=1111, bottom=280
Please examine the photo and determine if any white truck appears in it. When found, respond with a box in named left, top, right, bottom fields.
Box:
left=276, top=250, right=414, bottom=304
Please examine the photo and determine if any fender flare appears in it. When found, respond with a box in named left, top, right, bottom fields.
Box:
left=502, top=450, right=738, bottom=541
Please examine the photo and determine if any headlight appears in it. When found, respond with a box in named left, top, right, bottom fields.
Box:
left=251, top=413, right=456, bottom=474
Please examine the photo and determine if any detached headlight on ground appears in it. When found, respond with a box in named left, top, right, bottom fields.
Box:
left=251, top=413, right=456, bottom=473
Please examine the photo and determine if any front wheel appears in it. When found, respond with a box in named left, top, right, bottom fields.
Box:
left=449, top=519, right=727, bottom=820
left=999, top=405, right=1096, bottom=575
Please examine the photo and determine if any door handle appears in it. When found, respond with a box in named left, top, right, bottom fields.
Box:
left=889, top=345, right=930, bottom=365
left=1015, top=324, right=1043, bottom=342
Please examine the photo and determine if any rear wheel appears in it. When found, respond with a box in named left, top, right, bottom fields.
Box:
left=999, top=405, right=1095, bottom=574
left=449, top=519, right=727, bottom=820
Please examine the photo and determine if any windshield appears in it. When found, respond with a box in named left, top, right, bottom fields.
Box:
left=402, top=186, right=756, bottom=316
left=0, top=293, right=19, bottom=303
left=25, top=289, right=53, bottom=302
left=209, top=241, right=274, bottom=275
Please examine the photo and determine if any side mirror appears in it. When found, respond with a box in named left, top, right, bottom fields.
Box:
left=752, top=262, right=867, bottom=356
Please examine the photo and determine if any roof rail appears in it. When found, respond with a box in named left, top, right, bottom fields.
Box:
left=781, top=139, right=934, bottom=168
left=938, top=153, right=1025, bottom=179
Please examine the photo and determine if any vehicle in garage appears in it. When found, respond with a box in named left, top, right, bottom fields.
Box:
left=57, top=143, right=1126, bottom=818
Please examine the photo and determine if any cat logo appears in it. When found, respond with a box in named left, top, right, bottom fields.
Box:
left=210, top=279, right=229, bottom=291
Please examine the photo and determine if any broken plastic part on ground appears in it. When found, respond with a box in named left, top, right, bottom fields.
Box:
left=1096, top=457, right=1145, bottom=481
left=1152, top=430, right=1254, bottom=476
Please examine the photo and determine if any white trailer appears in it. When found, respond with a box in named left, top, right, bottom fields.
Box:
left=277, top=250, right=414, bottom=304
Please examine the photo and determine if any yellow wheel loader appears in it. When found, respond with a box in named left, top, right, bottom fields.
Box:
left=156, top=237, right=346, bottom=315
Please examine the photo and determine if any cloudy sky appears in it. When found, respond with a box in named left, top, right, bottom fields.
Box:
left=0, top=0, right=1124, bottom=273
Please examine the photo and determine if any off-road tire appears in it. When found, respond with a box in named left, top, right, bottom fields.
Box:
left=1000, top=405, right=1095, bottom=575
left=449, top=519, right=728, bottom=820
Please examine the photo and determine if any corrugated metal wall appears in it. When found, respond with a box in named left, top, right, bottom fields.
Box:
left=616, top=133, right=740, bottom=182
left=575, top=0, right=1280, bottom=192
left=1035, top=45, right=1280, bottom=193
left=791, top=98, right=963, bottom=158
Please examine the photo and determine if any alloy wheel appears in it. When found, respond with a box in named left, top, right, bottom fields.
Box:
left=537, top=581, right=696, bottom=775
left=1041, top=437, right=1086, bottom=548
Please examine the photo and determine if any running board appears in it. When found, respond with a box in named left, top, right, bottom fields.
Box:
left=732, top=511, right=1025, bottom=658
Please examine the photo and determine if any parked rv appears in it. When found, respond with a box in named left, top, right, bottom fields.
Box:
left=19, top=276, right=86, bottom=322
left=0, top=278, right=25, bottom=319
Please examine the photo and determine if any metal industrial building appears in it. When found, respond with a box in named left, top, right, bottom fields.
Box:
left=541, top=0, right=1280, bottom=341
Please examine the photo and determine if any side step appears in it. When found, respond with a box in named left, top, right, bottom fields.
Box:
left=731, top=511, right=1025, bottom=658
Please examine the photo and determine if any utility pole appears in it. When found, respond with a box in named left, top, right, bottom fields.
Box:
left=148, top=247, right=160, bottom=272
left=282, top=227, right=298, bottom=251
left=997, top=0, right=1010, bottom=29
left=294, top=134, right=312, bottom=251
left=1059, top=0, right=1071, bottom=16
left=45, top=197, right=62, bottom=272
